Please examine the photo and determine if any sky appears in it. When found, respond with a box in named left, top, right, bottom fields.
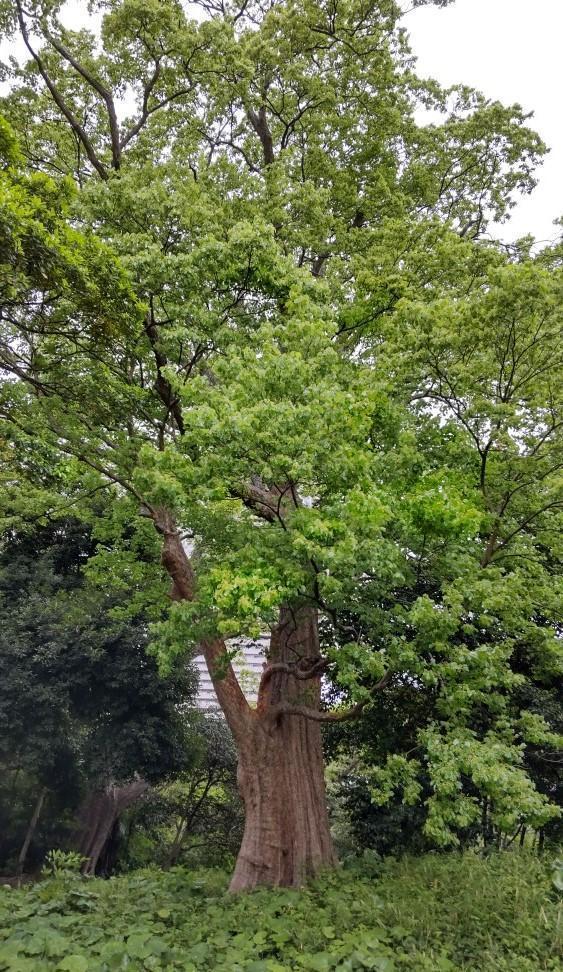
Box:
left=2, top=0, right=561, bottom=243
left=406, top=0, right=563, bottom=243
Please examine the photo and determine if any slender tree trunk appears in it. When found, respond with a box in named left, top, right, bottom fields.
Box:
left=230, top=605, right=335, bottom=891
left=73, top=780, right=148, bottom=875
left=166, top=778, right=216, bottom=868
left=17, top=787, right=47, bottom=876
left=538, top=828, right=545, bottom=853
left=167, top=817, right=188, bottom=868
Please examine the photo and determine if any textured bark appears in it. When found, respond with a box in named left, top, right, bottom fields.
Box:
left=230, top=605, right=336, bottom=890
left=73, top=780, right=148, bottom=875
left=230, top=706, right=335, bottom=890
left=153, top=508, right=336, bottom=890
left=154, top=506, right=251, bottom=745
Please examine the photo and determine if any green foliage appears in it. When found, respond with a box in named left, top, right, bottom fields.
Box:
left=0, top=852, right=560, bottom=971
left=0, top=0, right=561, bottom=858
left=42, top=851, right=85, bottom=878
left=124, top=713, right=244, bottom=871
left=0, top=520, right=195, bottom=871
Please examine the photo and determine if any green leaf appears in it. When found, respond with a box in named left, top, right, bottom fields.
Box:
left=57, top=956, right=89, bottom=972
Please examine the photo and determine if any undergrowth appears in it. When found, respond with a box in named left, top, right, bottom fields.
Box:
left=0, top=851, right=560, bottom=971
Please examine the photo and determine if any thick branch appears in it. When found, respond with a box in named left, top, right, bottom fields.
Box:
left=272, top=699, right=365, bottom=724
left=480, top=529, right=499, bottom=568
left=247, top=106, right=275, bottom=165
left=259, top=657, right=329, bottom=694
left=237, top=478, right=300, bottom=529
left=271, top=671, right=391, bottom=723
left=44, top=28, right=121, bottom=169
left=152, top=505, right=196, bottom=599
left=201, top=637, right=254, bottom=735
left=15, top=2, right=108, bottom=181
left=236, top=479, right=280, bottom=523
left=144, top=305, right=185, bottom=435
left=151, top=507, right=251, bottom=741
left=311, top=251, right=331, bottom=278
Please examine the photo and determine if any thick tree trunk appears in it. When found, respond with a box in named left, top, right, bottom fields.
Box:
left=153, top=508, right=337, bottom=891
left=230, top=604, right=336, bottom=891
left=230, top=707, right=335, bottom=890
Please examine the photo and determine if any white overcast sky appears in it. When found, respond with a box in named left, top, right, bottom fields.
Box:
left=2, top=0, right=561, bottom=243
left=406, top=0, right=563, bottom=243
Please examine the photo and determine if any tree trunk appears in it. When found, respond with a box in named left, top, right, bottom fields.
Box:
left=538, top=827, right=545, bottom=853
left=230, top=703, right=335, bottom=890
left=73, top=780, right=148, bottom=875
left=167, top=817, right=187, bottom=869
left=17, top=787, right=47, bottom=876
left=154, top=509, right=337, bottom=891
left=96, top=818, right=122, bottom=876
left=230, top=604, right=336, bottom=891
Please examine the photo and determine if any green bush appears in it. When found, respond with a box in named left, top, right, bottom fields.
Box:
left=0, top=851, right=560, bottom=971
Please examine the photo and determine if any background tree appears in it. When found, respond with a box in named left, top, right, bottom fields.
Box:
left=126, top=713, right=244, bottom=871
left=0, top=518, right=195, bottom=875
left=0, top=0, right=560, bottom=889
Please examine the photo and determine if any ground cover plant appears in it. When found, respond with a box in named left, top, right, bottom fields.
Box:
left=0, top=851, right=561, bottom=971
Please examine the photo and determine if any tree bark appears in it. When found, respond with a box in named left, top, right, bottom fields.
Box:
left=231, top=702, right=335, bottom=890
left=73, top=780, right=148, bottom=875
left=153, top=508, right=336, bottom=890
left=17, top=787, right=47, bottom=876
left=230, top=604, right=336, bottom=891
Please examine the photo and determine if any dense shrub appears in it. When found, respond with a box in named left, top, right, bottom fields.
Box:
left=0, top=851, right=560, bottom=971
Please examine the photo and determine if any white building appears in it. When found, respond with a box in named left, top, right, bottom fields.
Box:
left=193, top=637, right=267, bottom=709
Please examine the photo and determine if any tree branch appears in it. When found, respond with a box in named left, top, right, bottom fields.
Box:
left=272, top=700, right=365, bottom=724
left=144, top=303, right=185, bottom=435
left=492, top=500, right=563, bottom=555
left=43, top=27, right=121, bottom=169
left=259, top=656, right=329, bottom=692
left=247, top=105, right=275, bottom=165
left=235, top=478, right=280, bottom=524
left=270, top=672, right=391, bottom=723
left=15, top=2, right=108, bottom=181
left=120, top=77, right=193, bottom=151
left=150, top=506, right=252, bottom=741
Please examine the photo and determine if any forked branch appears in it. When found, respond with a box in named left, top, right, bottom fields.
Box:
left=271, top=671, right=391, bottom=723
left=15, top=1, right=108, bottom=180
left=43, top=28, right=122, bottom=169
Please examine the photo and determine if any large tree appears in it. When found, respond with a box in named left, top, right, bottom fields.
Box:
left=0, top=0, right=561, bottom=889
